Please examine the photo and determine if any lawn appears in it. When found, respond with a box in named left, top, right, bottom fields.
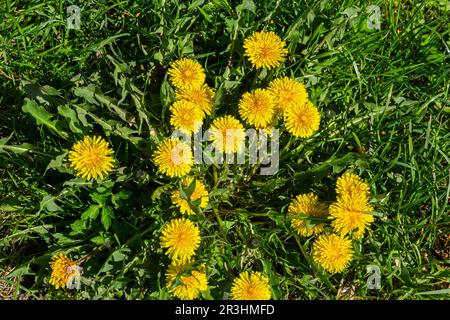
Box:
left=0, top=0, right=449, bottom=300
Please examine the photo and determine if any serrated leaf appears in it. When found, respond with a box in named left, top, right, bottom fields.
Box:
left=52, top=233, right=76, bottom=246
left=6, top=265, right=34, bottom=278
left=95, top=181, right=114, bottom=193
left=46, top=151, right=70, bottom=174
left=96, top=92, right=129, bottom=122
left=22, top=98, right=68, bottom=139
left=222, top=220, right=235, bottom=233
left=114, top=124, right=143, bottom=145
left=63, top=177, right=93, bottom=187
left=74, top=84, right=98, bottom=105
left=70, top=219, right=87, bottom=235
left=74, top=105, right=93, bottom=128
left=0, top=138, right=35, bottom=155
left=21, top=80, right=64, bottom=106
left=40, top=85, right=61, bottom=96
left=90, top=234, right=109, bottom=245
left=38, top=195, right=62, bottom=214
left=236, top=0, right=255, bottom=14
left=127, top=79, right=152, bottom=134
left=101, top=206, right=114, bottom=230
left=98, top=248, right=131, bottom=274
left=151, top=185, right=171, bottom=201
left=81, top=205, right=100, bottom=220
left=111, top=191, right=131, bottom=208
left=86, top=111, right=113, bottom=131
left=111, top=248, right=130, bottom=262
left=58, top=105, right=84, bottom=134
left=91, top=192, right=107, bottom=206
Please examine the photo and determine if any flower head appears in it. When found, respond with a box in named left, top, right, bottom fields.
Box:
left=230, top=271, right=271, bottom=300
left=153, top=139, right=193, bottom=178
left=176, top=84, right=215, bottom=117
left=268, top=77, right=308, bottom=114
left=208, top=115, right=245, bottom=154
left=160, top=218, right=201, bottom=264
left=49, top=253, right=82, bottom=290
left=313, top=234, right=353, bottom=273
left=284, top=100, right=320, bottom=138
left=288, top=193, right=328, bottom=237
left=329, top=193, right=374, bottom=239
left=238, top=89, right=276, bottom=129
left=170, top=100, right=204, bottom=134
left=68, top=136, right=114, bottom=180
left=243, top=31, right=288, bottom=69
left=168, top=58, right=206, bottom=90
left=336, top=172, right=370, bottom=198
left=166, top=261, right=208, bottom=300
left=172, top=177, right=209, bottom=215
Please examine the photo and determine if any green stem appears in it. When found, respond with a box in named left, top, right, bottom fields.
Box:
left=279, top=136, right=298, bottom=162
left=227, top=10, right=242, bottom=72
left=213, top=207, right=226, bottom=238
left=251, top=69, right=261, bottom=88
left=213, top=165, right=219, bottom=185
left=293, top=234, right=336, bottom=291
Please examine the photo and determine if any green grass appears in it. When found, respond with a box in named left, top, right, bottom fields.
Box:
left=0, top=0, right=449, bottom=300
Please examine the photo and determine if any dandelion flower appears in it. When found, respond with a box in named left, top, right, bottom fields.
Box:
left=170, top=100, right=204, bottom=134
left=336, top=172, right=370, bottom=198
left=168, top=58, right=205, bottom=90
left=49, top=253, right=82, bottom=290
left=288, top=193, right=328, bottom=237
left=243, top=31, right=288, bottom=69
left=230, top=271, right=271, bottom=300
left=176, top=84, right=215, bottom=117
left=268, top=77, right=308, bottom=114
left=313, top=234, right=353, bottom=273
left=166, top=261, right=208, bottom=300
left=208, top=115, right=245, bottom=154
left=68, top=136, right=114, bottom=180
left=238, top=89, right=275, bottom=129
left=172, top=177, right=209, bottom=215
left=153, top=139, right=193, bottom=178
left=284, top=100, right=320, bottom=138
left=329, top=193, right=374, bottom=239
left=160, top=218, right=201, bottom=264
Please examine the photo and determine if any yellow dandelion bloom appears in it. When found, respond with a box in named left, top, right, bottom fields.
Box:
left=153, top=139, right=193, bottom=178
left=284, top=100, right=320, bottom=138
left=49, top=253, right=82, bottom=289
left=268, top=77, right=308, bottom=114
left=230, top=271, right=271, bottom=300
left=329, top=193, right=374, bottom=239
left=171, top=177, right=209, bottom=215
left=160, top=218, right=201, bottom=264
left=313, top=233, right=353, bottom=273
left=168, top=58, right=206, bottom=90
left=288, top=193, right=328, bottom=237
left=176, top=84, right=215, bottom=117
left=238, top=89, right=276, bottom=129
left=166, top=261, right=208, bottom=300
left=243, top=31, right=288, bottom=69
left=336, top=172, right=370, bottom=198
left=68, top=136, right=114, bottom=180
left=170, top=100, right=204, bottom=134
left=208, top=115, right=245, bottom=154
